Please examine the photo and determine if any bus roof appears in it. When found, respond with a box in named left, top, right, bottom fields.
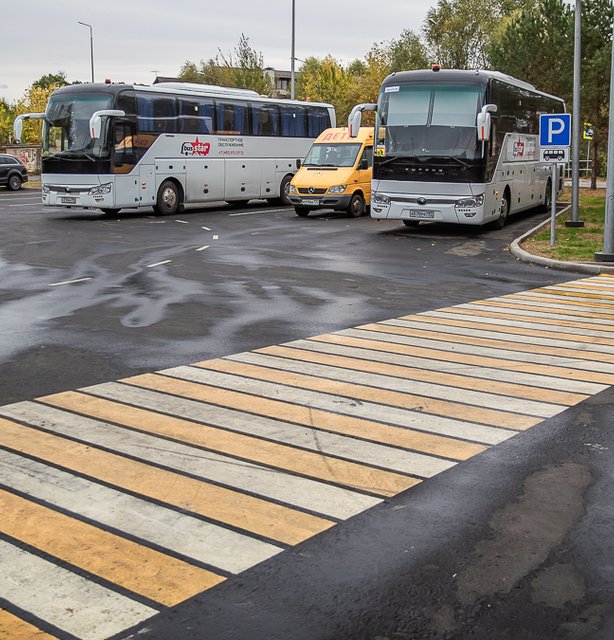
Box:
left=380, top=69, right=564, bottom=104
left=48, top=82, right=335, bottom=108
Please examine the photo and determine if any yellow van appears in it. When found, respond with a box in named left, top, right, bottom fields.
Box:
left=288, top=127, right=374, bottom=217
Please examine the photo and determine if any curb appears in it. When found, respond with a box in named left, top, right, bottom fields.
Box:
left=509, top=204, right=614, bottom=275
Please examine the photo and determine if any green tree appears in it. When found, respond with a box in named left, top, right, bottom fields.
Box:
left=0, top=99, right=16, bottom=145
left=32, top=72, right=69, bottom=90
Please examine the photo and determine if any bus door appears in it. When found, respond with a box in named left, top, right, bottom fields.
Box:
left=111, top=121, right=146, bottom=208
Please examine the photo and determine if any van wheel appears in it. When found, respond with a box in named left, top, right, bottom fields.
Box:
left=295, top=206, right=310, bottom=217
left=347, top=193, right=365, bottom=218
left=153, top=180, right=180, bottom=216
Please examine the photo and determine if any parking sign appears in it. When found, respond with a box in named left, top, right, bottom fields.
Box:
left=539, top=113, right=571, bottom=147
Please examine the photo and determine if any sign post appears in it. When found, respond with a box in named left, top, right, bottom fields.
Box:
left=539, top=113, right=571, bottom=246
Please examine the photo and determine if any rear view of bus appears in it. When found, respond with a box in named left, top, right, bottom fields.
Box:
left=348, top=68, right=564, bottom=228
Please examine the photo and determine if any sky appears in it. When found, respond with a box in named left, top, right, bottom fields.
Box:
left=1, top=0, right=431, bottom=103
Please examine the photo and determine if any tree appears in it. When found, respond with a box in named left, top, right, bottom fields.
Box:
left=0, top=99, right=16, bottom=145
left=32, top=72, right=69, bottom=90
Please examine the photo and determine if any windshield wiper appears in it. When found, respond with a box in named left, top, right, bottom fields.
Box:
left=376, top=155, right=405, bottom=166
left=415, top=155, right=470, bottom=168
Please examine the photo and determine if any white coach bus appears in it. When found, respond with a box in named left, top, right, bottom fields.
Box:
left=348, top=68, right=565, bottom=228
left=14, top=82, right=335, bottom=215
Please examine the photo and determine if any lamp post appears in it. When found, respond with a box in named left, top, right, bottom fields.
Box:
left=290, top=0, right=295, bottom=99
left=77, top=21, right=95, bottom=83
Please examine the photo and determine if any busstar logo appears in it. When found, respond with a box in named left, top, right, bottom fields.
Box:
left=181, top=137, right=211, bottom=156
left=513, top=140, right=525, bottom=158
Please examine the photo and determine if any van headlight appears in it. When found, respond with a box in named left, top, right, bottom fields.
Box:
left=455, top=194, right=484, bottom=209
left=89, top=183, right=112, bottom=196
left=328, top=185, right=346, bottom=194
left=373, top=192, right=390, bottom=205
left=288, top=184, right=298, bottom=194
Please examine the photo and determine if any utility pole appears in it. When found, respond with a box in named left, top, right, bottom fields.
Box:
left=595, top=16, right=614, bottom=261
left=567, top=0, right=584, bottom=227
left=77, top=21, right=95, bottom=83
left=290, top=0, right=296, bottom=100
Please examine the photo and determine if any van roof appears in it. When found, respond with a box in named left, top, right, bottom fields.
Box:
left=315, top=127, right=374, bottom=144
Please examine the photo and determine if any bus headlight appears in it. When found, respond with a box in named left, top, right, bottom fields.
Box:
left=455, top=194, right=484, bottom=209
left=288, top=184, right=298, bottom=194
left=89, top=183, right=112, bottom=196
left=328, top=185, right=346, bottom=194
left=372, top=192, right=391, bottom=205
left=41, top=185, right=50, bottom=194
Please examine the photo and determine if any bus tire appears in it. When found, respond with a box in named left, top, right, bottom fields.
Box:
left=295, top=206, right=310, bottom=217
left=153, top=180, right=181, bottom=216
left=270, top=174, right=293, bottom=206
left=538, top=179, right=552, bottom=212
left=347, top=193, right=365, bottom=218
left=492, top=190, right=510, bottom=229
left=100, top=208, right=121, bottom=216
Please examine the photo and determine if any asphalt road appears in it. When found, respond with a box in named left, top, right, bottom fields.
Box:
left=2, top=190, right=613, bottom=640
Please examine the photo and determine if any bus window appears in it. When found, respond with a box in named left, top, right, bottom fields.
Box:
left=137, top=94, right=177, bottom=133
left=251, top=103, right=280, bottom=136
left=281, top=105, right=307, bottom=137
left=307, top=107, right=331, bottom=137
left=216, top=101, right=248, bottom=135
left=178, top=98, right=214, bottom=134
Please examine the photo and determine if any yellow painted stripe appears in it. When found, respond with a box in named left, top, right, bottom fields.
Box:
left=309, top=334, right=614, bottom=386
left=507, top=293, right=614, bottom=312
left=533, top=287, right=614, bottom=301
left=475, top=299, right=614, bottom=322
left=405, top=314, right=614, bottom=348
left=196, top=359, right=539, bottom=431
left=125, top=371, right=482, bottom=461
left=256, top=344, right=584, bottom=406
left=0, top=489, right=222, bottom=607
left=554, top=281, right=614, bottom=293
left=0, top=416, right=332, bottom=546
left=442, top=306, right=614, bottom=335
left=359, top=322, right=614, bottom=365
left=0, top=609, right=56, bottom=640
left=42, top=390, right=418, bottom=498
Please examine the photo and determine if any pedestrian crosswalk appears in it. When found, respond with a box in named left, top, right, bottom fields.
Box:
left=2, top=274, right=614, bottom=639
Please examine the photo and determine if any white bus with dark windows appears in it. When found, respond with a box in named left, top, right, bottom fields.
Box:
left=348, top=68, right=565, bottom=229
left=14, top=82, right=335, bottom=216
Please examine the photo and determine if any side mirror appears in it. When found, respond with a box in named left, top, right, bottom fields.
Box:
left=476, top=104, right=497, bottom=142
left=89, top=110, right=126, bottom=139
left=358, top=158, right=369, bottom=170
left=347, top=103, right=377, bottom=138
left=296, top=158, right=302, bottom=169
left=13, top=113, right=46, bottom=143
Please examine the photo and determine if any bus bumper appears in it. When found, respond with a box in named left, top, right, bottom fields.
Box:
left=41, top=182, right=116, bottom=210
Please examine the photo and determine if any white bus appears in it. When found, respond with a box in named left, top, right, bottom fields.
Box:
left=14, top=82, right=335, bottom=215
left=348, top=69, right=565, bottom=228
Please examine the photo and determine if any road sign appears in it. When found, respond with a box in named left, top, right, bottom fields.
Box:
left=583, top=122, right=594, bottom=141
left=540, top=148, right=569, bottom=163
left=539, top=113, right=571, bottom=147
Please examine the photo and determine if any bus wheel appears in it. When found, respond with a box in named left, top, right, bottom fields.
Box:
left=153, top=180, right=180, bottom=216
left=347, top=193, right=365, bottom=218
left=100, top=208, right=121, bottom=216
left=274, top=175, right=293, bottom=206
left=492, top=191, right=510, bottom=229
left=538, top=179, right=552, bottom=212
left=295, top=206, right=310, bottom=217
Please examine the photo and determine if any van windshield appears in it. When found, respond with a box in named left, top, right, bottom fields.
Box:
left=303, top=143, right=362, bottom=167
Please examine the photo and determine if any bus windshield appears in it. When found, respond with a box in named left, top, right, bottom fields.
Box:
left=303, top=142, right=362, bottom=167
left=377, top=83, right=485, bottom=160
left=43, top=93, right=113, bottom=157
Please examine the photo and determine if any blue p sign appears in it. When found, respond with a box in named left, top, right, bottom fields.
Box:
left=539, top=113, right=571, bottom=147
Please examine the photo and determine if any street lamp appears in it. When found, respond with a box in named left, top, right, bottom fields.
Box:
left=290, top=0, right=296, bottom=99
left=77, top=21, right=95, bottom=83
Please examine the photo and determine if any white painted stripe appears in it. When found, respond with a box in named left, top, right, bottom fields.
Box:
left=195, top=245, right=210, bottom=252
left=424, top=310, right=614, bottom=341
left=0, top=401, right=379, bottom=520
left=545, top=284, right=614, bottom=297
left=83, top=381, right=453, bottom=478
left=512, top=292, right=614, bottom=314
left=385, top=318, right=614, bottom=355
left=174, top=220, right=189, bottom=224
left=0, top=449, right=281, bottom=574
left=292, top=339, right=606, bottom=395
left=457, top=303, right=614, bottom=328
left=0, top=539, right=155, bottom=640
left=146, top=260, right=172, bottom=268
left=48, top=277, right=93, bottom=287
left=201, top=226, right=211, bottom=230
left=341, top=328, right=614, bottom=375
left=8, top=202, right=45, bottom=207
left=229, top=208, right=288, bottom=217
left=227, top=351, right=562, bottom=418
left=156, top=366, right=516, bottom=445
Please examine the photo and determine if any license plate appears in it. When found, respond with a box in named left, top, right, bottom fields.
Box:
left=406, top=209, right=435, bottom=219
left=60, top=196, right=77, bottom=204
left=302, top=199, right=319, bottom=206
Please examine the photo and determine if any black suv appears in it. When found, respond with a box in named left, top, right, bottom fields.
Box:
left=0, top=154, right=28, bottom=190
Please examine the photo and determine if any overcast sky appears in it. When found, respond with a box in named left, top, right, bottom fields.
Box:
left=1, top=0, right=431, bottom=103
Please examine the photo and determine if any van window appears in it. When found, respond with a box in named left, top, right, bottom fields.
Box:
left=303, top=142, right=362, bottom=167
left=359, top=146, right=373, bottom=168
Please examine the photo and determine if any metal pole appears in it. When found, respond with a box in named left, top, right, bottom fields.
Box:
left=595, top=15, right=614, bottom=261
left=290, top=0, right=295, bottom=100
left=568, top=0, right=584, bottom=226
left=550, top=163, right=557, bottom=246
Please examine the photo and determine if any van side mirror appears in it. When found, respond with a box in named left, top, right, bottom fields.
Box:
left=476, top=104, right=497, bottom=141
left=358, top=158, right=368, bottom=170
left=296, top=158, right=302, bottom=169
left=347, top=103, right=377, bottom=138
left=89, top=110, right=126, bottom=139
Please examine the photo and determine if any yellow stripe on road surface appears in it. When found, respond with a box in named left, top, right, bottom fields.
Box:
left=0, top=609, right=56, bottom=640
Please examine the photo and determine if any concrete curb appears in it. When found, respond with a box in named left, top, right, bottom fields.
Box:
left=509, top=204, right=614, bottom=275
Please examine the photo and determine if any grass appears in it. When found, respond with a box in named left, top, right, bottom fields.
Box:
left=522, top=187, right=608, bottom=262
